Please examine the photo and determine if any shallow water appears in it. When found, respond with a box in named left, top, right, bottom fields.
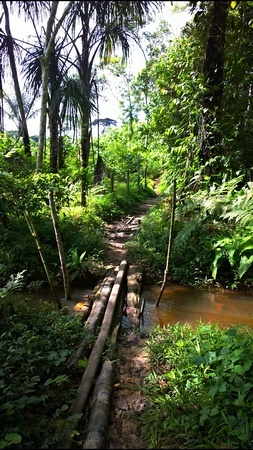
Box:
left=140, top=283, right=253, bottom=330
left=14, top=282, right=253, bottom=330
left=15, top=286, right=92, bottom=313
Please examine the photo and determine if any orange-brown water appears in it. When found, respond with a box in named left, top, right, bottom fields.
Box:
left=141, top=283, right=253, bottom=330
left=15, top=283, right=253, bottom=330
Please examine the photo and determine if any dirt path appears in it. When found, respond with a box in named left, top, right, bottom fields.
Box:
left=104, top=194, right=160, bottom=268
left=103, top=190, right=160, bottom=449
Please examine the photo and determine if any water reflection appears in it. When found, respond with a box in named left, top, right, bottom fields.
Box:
left=141, top=283, right=253, bottom=329
left=14, top=282, right=253, bottom=331
left=15, top=286, right=93, bottom=314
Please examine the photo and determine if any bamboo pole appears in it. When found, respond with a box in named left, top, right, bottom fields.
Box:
left=23, top=209, right=62, bottom=310
left=156, top=179, right=176, bottom=307
left=48, top=189, right=71, bottom=300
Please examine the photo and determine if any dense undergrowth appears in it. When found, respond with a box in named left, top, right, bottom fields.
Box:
left=0, top=298, right=85, bottom=449
left=139, top=322, right=253, bottom=449
left=0, top=180, right=155, bottom=290
left=2, top=150, right=253, bottom=449
left=126, top=176, right=253, bottom=292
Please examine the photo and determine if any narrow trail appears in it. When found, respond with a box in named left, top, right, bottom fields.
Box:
left=103, top=187, right=161, bottom=449
left=104, top=190, right=160, bottom=269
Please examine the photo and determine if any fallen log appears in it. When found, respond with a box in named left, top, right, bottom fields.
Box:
left=81, top=268, right=126, bottom=448
left=57, top=260, right=128, bottom=450
left=67, top=270, right=116, bottom=367
left=85, top=270, right=116, bottom=331
left=82, top=361, right=115, bottom=449
left=126, top=265, right=142, bottom=308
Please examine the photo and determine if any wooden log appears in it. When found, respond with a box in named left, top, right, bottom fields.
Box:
left=67, top=271, right=116, bottom=367
left=125, top=265, right=142, bottom=326
left=118, top=216, right=134, bottom=231
left=82, top=361, right=115, bottom=449
left=85, top=271, right=116, bottom=331
left=126, top=265, right=142, bottom=308
left=57, top=260, right=128, bottom=450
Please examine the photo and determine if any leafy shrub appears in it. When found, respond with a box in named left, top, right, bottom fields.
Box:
left=141, top=322, right=253, bottom=449
left=0, top=299, right=85, bottom=449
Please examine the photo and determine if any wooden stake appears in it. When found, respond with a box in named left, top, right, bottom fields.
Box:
left=156, top=179, right=176, bottom=307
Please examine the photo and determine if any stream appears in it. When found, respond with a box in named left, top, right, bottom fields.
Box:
left=140, top=283, right=253, bottom=330
left=15, top=282, right=253, bottom=330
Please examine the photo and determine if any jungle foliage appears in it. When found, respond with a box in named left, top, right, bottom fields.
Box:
left=1, top=1, right=253, bottom=292
left=141, top=321, right=253, bottom=448
left=1, top=1, right=253, bottom=449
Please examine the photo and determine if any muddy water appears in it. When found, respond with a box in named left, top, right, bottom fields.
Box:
left=15, top=287, right=93, bottom=314
left=14, top=282, right=253, bottom=331
left=140, top=283, right=253, bottom=330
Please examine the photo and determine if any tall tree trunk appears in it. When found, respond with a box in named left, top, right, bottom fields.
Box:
left=200, top=0, right=229, bottom=173
left=36, top=1, right=74, bottom=172
left=79, top=13, right=92, bottom=207
left=80, top=119, right=91, bottom=206
left=48, top=189, right=71, bottom=300
left=49, top=106, right=59, bottom=173
left=2, top=1, right=31, bottom=155
left=0, top=54, right=4, bottom=132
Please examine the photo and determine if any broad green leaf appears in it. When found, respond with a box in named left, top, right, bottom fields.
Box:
left=238, top=255, right=253, bottom=279
left=192, top=355, right=205, bottom=366
left=234, top=364, right=245, bottom=375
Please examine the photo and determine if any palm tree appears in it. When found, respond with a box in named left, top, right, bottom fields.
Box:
left=0, top=1, right=52, bottom=151
left=65, top=0, right=163, bottom=205
left=35, top=1, right=74, bottom=172
left=21, top=1, right=75, bottom=172
left=0, top=1, right=31, bottom=154
left=4, top=91, right=39, bottom=138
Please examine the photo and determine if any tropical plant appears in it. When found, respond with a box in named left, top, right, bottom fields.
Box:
left=64, top=0, right=163, bottom=205
left=0, top=297, right=85, bottom=449
left=141, top=322, right=253, bottom=449
left=0, top=1, right=31, bottom=154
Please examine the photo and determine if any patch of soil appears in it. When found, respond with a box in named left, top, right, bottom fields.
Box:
left=106, top=331, right=151, bottom=449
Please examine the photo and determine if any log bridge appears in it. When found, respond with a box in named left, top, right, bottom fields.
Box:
left=57, top=259, right=144, bottom=449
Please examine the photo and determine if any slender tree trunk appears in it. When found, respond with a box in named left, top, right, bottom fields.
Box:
left=48, top=189, right=71, bottom=300
left=49, top=106, right=59, bottom=173
left=80, top=118, right=91, bottom=206
left=2, top=1, right=31, bottom=155
left=36, top=1, right=74, bottom=172
left=23, top=209, right=62, bottom=310
left=58, top=134, right=64, bottom=169
left=156, top=179, right=176, bottom=307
